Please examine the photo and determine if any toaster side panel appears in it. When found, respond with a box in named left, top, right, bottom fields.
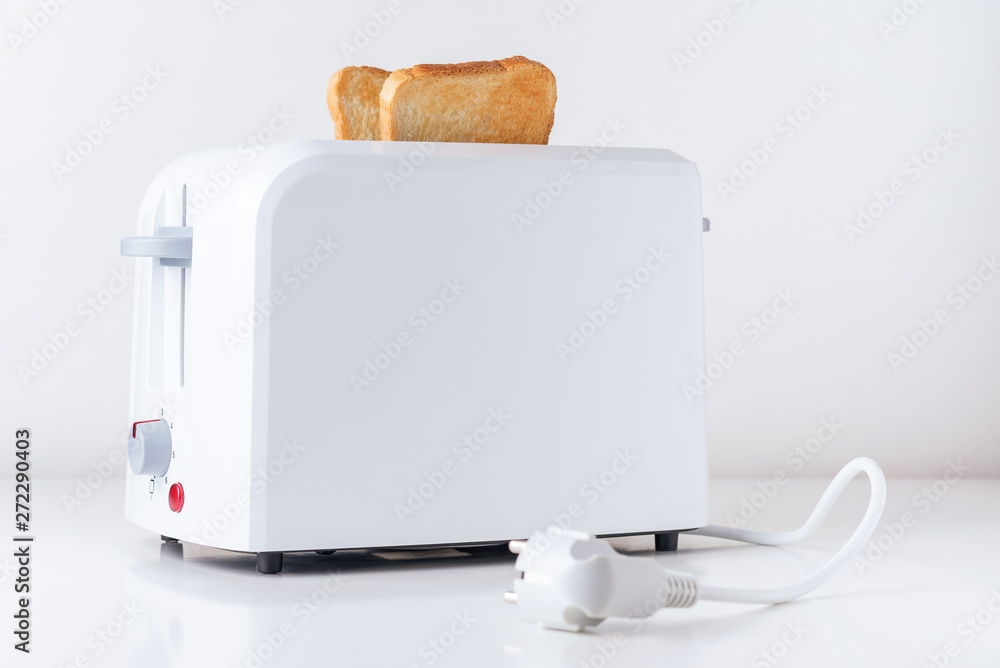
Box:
left=249, top=142, right=707, bottom=551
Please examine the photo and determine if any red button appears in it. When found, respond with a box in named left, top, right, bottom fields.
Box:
left=168, top=483, right=184, bottom=513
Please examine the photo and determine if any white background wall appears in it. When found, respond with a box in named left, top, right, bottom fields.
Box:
left=1, top=0, right=997, bottom=479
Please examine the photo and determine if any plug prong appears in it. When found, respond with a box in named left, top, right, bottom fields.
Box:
left=508, top=540, right=526, bottom=554
left=503, top=591, right=518, bottom=604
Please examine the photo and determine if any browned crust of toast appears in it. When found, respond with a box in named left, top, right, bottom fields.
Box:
left=327, top=65, right=391, bottom=140
left=379, top=56, right=557, bottom=144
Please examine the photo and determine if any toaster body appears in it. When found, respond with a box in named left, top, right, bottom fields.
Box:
left=122, top=140, right=708, bottom=571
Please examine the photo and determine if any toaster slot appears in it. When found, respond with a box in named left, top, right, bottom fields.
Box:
left=154, top=260, right=186, bottom=388
left=123, top=183, right=193, bottom=389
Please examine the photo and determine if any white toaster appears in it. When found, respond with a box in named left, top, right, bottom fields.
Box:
left=120, top=140, right=709, bottom=573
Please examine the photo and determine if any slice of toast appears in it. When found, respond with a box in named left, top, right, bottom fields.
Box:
left=327, top=66, right=391, bottom=140
left=379, top=56, right=557, bottom=144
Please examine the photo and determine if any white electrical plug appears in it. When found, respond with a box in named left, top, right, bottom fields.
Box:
left=506, top=527, right=698, bottom=632
left=504, top=457, right=886, bottom=632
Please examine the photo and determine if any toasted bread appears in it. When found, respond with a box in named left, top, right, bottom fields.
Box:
left=327, top=66, right=391, bottom=140
left=379, top=56, right=557, bottom=144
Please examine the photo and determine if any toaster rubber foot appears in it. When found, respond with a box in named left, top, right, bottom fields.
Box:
left=161, top=535, right=178, bottom=543
left=653, top=531, right=679, bottom=552
left=257, top=552, right=283, bottom=574
left=315, top=550, right=335, bottom=555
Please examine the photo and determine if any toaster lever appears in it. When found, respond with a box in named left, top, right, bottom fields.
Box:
left=121, top=227, right=193, bottom=267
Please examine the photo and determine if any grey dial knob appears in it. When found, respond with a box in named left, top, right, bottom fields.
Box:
left=128, top=418, right=172, bottom=476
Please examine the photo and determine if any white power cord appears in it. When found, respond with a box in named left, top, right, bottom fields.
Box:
left=505, top=457, right=886, bottom=631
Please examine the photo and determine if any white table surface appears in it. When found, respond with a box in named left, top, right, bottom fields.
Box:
left=3, top=475, right=998, bottom=667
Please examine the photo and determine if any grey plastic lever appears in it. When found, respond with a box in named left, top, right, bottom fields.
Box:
left=121, top=227, right=192, bottom=267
